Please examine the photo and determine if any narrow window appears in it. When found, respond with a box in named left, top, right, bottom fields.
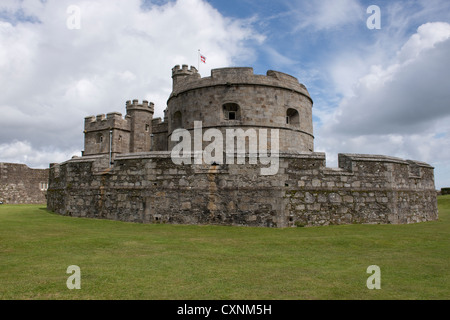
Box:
left=173, top=111, right=182, bottom=129
left=286, top=108, right=300, bottom=126
left=145, top=124, right=150, bottom=132
left=223, top=103, right=240, bottom=120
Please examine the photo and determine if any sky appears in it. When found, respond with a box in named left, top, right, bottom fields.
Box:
left=0, top=0, right=449, bottom=189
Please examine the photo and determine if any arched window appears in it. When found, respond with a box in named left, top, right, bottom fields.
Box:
left=223, top=103, right=240, bottom=120
left=286, top=108, right=300, bottom=126
left=173, top=111, right=182, bottom=129
left=97, top=133, right=104, bottom=143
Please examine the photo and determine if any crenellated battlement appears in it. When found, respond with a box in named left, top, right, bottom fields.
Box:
left=172, top=64, right=199, bottom=76
left=84, top=112, right=128, bottom=132
left=125, top=99, right=155, bottom=113
left=170, top=65, right=311, bottom=102
left=171, top=64, right=200, bottom=89
left=85, top=112, right=126, bottom=123
left=106, top=112, right=124, bottom=121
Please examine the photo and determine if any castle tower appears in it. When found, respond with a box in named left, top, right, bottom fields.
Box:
left=83, top=112, right=130, bottom=158
left=126, top=99, right=155, bottom=153
left=171, top=64, right=200, bottom=88
left=167, top=66, right=314, bottom=153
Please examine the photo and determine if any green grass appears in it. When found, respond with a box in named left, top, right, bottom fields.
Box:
left=1, top=196, right=449, bottom=300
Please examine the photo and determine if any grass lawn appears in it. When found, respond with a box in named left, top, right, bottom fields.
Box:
left=0, top=196, right=449, bottom=300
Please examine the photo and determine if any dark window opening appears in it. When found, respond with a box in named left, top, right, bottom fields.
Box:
left=223, top=103, right=240, bottom=120
left=173, top=111, right=182, bottom=129
left=286, top=108, right=300, bottom=126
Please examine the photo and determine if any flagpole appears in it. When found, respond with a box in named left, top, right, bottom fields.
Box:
left=198, top=49, right=200, bottom=71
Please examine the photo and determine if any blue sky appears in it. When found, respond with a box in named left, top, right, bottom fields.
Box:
left=0, top=0, right=449, bottom=189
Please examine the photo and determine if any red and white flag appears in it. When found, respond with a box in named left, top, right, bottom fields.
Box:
left=200, top=54, right=206, bottom=63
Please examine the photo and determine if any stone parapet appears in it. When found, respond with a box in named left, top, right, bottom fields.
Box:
left=170, top=67, right=312, bottom=103
left=47, top=152, right=438, bottom=227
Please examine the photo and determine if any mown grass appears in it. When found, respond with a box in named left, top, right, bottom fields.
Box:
left=0, top=196, right=449, bottom=300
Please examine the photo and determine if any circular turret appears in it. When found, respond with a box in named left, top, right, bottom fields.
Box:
left=125, top=99, right=154, bottom=153
left=167, top=66, right=314, bottom=153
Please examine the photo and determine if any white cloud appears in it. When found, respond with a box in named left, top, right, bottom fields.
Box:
left=397, top=22, right=450, bottom=61
left=0, top=140, right=80, bottom=168
left=0, top=0, right=263, bottom=167
left=326, top=22, right=450, bottom=135
left=315, top=22, right=450, bottom=188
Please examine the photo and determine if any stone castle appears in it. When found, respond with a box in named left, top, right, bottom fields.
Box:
left=47, top=65, right=438, bottom=227
left=82, top=65, right=313, bottom=157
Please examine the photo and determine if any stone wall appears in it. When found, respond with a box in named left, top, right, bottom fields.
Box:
left=284, top=154, right=437, bottom=226
left=0, top=163, right=49, bottom=204
left=47, top=152, right=438, bottom=227
left=151, top=118, right=168, bottom=151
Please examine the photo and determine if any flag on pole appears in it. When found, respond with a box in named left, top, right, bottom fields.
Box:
left=198, top=50, right=206, bottom=70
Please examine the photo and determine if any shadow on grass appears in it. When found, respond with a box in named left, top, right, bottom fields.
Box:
left=38, top=206, right=61, bottom=217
